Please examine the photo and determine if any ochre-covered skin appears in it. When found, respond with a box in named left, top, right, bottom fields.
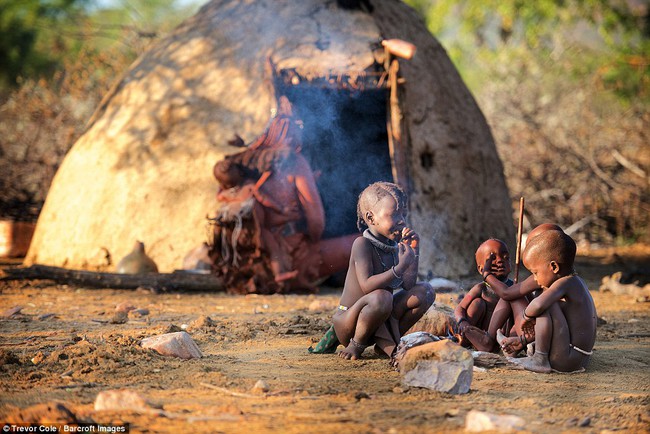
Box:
left=209, top=97, right=357, bottom=294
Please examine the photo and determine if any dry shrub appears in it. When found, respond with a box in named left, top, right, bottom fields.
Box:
left=0, top=46, right=136, bottom=221
left=479, top=53, right=649, bottom=246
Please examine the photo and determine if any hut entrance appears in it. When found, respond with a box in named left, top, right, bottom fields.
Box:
left=280, top=83, right=392, bottom=238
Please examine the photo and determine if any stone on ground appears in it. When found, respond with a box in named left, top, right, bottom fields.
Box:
left=141, top=331, right=202, bottom=359
left=399, top=340, right=473, bottom=394
left=407, top=304, right=456, bottom=337
left=94, top=389, right=152, bottom=412
left=465, top=409, right=525, bottom=432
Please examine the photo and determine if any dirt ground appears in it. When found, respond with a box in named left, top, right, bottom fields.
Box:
left=1, top=246, right=649, bottom=434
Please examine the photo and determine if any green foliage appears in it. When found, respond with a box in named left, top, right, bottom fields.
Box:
left=406, top=0, right=649, bottom=103
left=0, top=0, right=201, bottom=92
left=0, top=0, right=89, bottom=89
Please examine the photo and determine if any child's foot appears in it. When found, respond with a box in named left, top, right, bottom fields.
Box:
left=339, top=338, right=368, bottom=360
left=496, top=330, right=524, bottom=357
left=274, top=270, right=299, bottom=282
left=463, top=325, right=497, bottom=352
left=511, top=351, right=552, bottom=373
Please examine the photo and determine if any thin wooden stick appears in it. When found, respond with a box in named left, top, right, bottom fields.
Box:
left=514, top=197, right=525, bottom=283
left=200, top=382, right=259, bottom=398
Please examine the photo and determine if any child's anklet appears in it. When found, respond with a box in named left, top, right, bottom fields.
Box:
left=349, top=338, right=368, bottom=351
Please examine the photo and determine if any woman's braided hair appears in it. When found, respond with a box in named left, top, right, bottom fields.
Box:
left=356, top=181, right=407, bottom=231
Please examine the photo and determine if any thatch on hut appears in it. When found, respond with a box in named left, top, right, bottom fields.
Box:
left=25, top=0, right=514, bottom=279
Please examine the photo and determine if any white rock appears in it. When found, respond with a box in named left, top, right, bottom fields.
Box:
left=252, top=379, right=270, bottom=393
left=141, top=331, right=202, bottom=359
left=400, top=340, right=473, bottom=394
left=94, top=389, right=151, bottom=411
left=465, top=409, right=526, bottom=432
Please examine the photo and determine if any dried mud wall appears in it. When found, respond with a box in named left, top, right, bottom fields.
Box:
left=26, top=0, right=513, bottom=279
left=25, top=0, right=380, bottom=273
left=371, top=1, right=515, bottom=277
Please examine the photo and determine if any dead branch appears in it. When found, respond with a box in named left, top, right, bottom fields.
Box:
left=611, top=149, right=647, bottom=180
left=1, top=264, right=224, bottom=292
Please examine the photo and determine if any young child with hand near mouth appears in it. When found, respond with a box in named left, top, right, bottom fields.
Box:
left=332, top=181, right=435, bottom=361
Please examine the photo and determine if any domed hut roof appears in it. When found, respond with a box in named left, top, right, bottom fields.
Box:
left=26, top=0, right=514, bottom=279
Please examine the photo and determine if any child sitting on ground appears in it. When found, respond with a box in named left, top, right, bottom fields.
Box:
left=331, top=182, right=435, bottom=360
left=494, top=230, right=597, bottom=373
left=478, top=223, right=563, bottom=356
left=455, top=239, right=514, bottom=351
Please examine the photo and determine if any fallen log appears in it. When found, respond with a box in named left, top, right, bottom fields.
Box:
left=1, top=264, right=224, bottom=292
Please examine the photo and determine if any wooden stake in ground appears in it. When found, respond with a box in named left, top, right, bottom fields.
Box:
left=514, top=197, right=525, bottom=283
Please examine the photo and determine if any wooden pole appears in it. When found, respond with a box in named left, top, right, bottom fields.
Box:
left=514, top=197, right=525, bottom=283
left=1, top=264, right=224, bottom=292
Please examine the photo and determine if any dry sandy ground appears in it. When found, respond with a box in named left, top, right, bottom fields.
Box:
left=0, top=247, right=649, bottom=434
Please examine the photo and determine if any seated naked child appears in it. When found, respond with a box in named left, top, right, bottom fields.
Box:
left=332, top=181, right=435, bottom=360
left=455, top=239, right=514, bottom=351
left=213, top=158, right=297, bottom=282
left=496, top=230, right=597, bottom=373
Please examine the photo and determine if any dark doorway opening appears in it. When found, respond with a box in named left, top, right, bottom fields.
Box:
left=280, top=85, right=393, bottom=238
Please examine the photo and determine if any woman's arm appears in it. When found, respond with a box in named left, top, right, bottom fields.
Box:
left=293, top=155, right=325, bottom=243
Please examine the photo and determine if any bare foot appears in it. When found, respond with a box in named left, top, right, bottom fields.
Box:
left=338, top=338, right=368, bottom=360
left=274, top=270, right=299, bottom=282
left=496, top=330, right=524, bottom=357
left=511, top=352, right=552, bottom=373
left=463, top=325, right=497, bottom=352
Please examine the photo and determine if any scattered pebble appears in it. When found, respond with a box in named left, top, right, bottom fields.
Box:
left=628, top=318, right=640, bottom=323
left=445, top=408, right=460, bottom=417
left=94, top=389, right=152, bottom=411
left=579, top=416, right=591, bottom=427
left=189, top=315, right=216, bottom=330
left=1, top=306, right=23, bottom=318
left=465, top=409, right=525, bottom=432
left=31, top=351, right=46, bottom=365
left=141, top=331, right=202, bottom=359
left=37, top=313, right=56, bottom=321
left=354, top=391, right=371, bottom=401
left=115, top=302, right=136, bottom=314
left=109, top=310, right=129, bottom=324
left=252, top=379, right=270, bottom=393
left=129, top=308, right=149, bottom=318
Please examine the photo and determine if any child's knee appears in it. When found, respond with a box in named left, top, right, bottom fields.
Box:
left=468, top=297, right=487, bottom=314
left=420, top=282, right=436, bottom=307
left=367, top=290, right=394, bottom=315
left=412, top=282, right=435, bottom=309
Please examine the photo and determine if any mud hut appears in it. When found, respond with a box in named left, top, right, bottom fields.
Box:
left=25, top=0, right=514, bottom=279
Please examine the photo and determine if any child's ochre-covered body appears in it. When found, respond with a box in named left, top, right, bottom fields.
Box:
left=455, top=239, right=514, bottom=351
left=332, top=182, right=435, bottom=360
left=487, top=228, right=597, bottom=373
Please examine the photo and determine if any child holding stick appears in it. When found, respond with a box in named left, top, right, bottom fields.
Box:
left=495, top=229, right=597, bottom=373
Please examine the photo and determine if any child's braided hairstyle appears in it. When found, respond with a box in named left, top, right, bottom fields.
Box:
left=356, top=181, right=407, bottom=232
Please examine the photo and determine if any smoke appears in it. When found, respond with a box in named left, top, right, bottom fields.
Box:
left=284, top=84, right=392, bottom=238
